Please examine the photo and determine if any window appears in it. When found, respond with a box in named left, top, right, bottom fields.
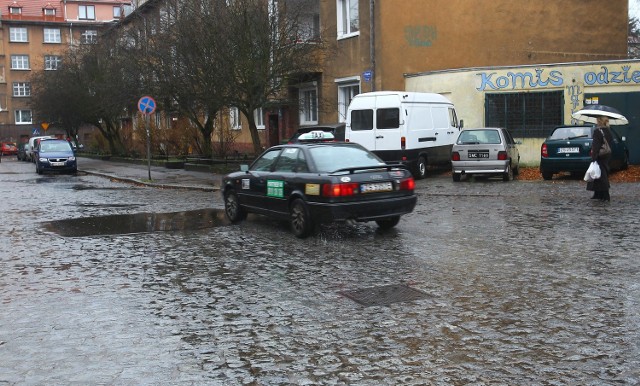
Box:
left=350, top=109, right=373, bottom=131
left=336, top=0, right=359, bottom=38
left=254, top=108, right=265, bottom=130
left=251, top=149, right=281, bottom=171
left=337, top=80, right=359, bottom=122
left=297, top=11, right=320, bottom=42
left=79, top=5, right=96, bottom=20
left=299, top=87, right=318, bottom=125
left=230, top=107, right=241, bottom=130
left=9, top=28, right=28, bottom=42
left=113, top=6, right=121, bottom=18
left=44, top=28, right=61, bottom=43
left=13, top=82, right=31, bottom=97
left=485, top=91, right=563, bottom=138
left=15, top=110, right=32, bottom=124
left=81, top=30, right=98, bottom=44
left=9, top=6, right=22, bottom=15
left=376, top=108, right=400, bottom=129
left=11, top=55, right=30, bottom=70
left=44, top=8, right=56, bottom=16
left=44, top=55, right=62, bottom=70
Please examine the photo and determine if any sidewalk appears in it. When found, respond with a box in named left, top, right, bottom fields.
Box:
left=78, top=157, right=222, bottom=191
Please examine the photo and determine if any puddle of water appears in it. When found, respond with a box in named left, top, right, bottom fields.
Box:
left=43, top=208, right=227, bottom=237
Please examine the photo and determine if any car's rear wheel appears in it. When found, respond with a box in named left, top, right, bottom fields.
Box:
left=452, top=173, right=461, bottom=182
left=375, top=216, right=400, bottom=230
left=414, top=156, right=427, bottom=180
left=541, top=171, right=553, bottom=180
left=502, top=163, right=513, bottom=182
left=290, top=198, right=314, bottom=238
left=224, top=189, right=246, bottom=223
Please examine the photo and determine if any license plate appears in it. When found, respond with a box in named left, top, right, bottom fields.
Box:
left=361, top=182, right=393, bottom=193
left=558, top=147, right=579, bottom=154
left=50, top=161, right=65, bottom=166
left=468, top=152, right=489, bottom=158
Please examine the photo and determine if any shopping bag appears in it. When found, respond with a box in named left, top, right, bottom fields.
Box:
left=584, top=161, right=601, bottom=182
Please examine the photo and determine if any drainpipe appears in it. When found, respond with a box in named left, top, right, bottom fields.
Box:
left=369, top=0, right=375, bottom=91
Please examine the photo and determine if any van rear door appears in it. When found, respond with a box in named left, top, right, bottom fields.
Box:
left=372, top=94, right=402, bottom=154
left=346, top=95, right=376, bottom=150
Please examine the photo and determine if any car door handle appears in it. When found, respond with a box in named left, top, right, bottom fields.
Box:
left=376, top=135, right=384, bottom=139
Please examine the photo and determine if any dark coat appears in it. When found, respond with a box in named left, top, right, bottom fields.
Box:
left=587, top=126, right=614, bottom=192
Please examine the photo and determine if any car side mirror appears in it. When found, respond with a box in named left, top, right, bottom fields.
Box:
left=459, top=119, right=464, bottom=129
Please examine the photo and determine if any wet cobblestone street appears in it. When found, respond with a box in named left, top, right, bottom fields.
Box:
left=1, top=159, right=639, bottom=385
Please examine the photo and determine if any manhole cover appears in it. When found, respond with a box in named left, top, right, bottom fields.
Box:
left=339, top=284, right=428, bottom=307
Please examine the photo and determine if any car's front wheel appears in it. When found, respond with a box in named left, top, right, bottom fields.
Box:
left=375, top=216, right=400, bottom=230
left=224, top=189, right=246, bottom=223
left=290, top=198, right=314, bottom=238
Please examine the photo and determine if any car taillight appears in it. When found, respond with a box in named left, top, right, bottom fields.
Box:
left=322, top=183, right=359, bottom=197
left=497, top=151, right=508, bottom=161
left=541, top=144, right=548, bottom=158
left=452, top=152, right=460, bottom=161
left=399, top=177, right=415, bottom=191
left=401, top=136, right=406, bottom=149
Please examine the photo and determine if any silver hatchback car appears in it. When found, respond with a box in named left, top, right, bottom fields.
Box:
left=451, top=127, right=520, bottom=182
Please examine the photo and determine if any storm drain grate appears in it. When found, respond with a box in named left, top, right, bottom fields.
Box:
left=338, top=284, right=428, bottom=307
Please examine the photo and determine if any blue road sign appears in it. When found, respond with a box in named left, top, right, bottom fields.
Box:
left=32, top=128, right=40, bottom=135
left=363, top=70, right=373, bottom=82
left=138, top=96, right=156, bottom=114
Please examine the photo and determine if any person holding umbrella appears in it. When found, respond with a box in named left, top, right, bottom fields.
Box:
left=587, top=116, right=614, bottom=201
left=572, top=104, right=628, bottom=202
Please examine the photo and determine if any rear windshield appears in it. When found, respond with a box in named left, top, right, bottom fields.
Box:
left=309, top=145, right=384, bottom=173
left=457, top=129, right=502, bottom=145
left=549, top=126, right=592, bottom=140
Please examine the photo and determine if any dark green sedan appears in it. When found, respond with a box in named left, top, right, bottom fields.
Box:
left=222, top=132, right=417, bottom=238
left=540, top=125, right=629, bottom=180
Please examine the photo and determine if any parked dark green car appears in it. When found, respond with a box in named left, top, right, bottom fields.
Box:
left=540, top=125, right=629, bottom=180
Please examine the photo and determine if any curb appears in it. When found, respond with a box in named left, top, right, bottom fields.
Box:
left=81, top=170, right=219, bottom=192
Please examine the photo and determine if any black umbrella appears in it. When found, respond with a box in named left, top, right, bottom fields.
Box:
left=571, top=104, right=628, bottom=125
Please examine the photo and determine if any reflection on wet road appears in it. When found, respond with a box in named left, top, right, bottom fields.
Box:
left=1, top=159, right=639, bottom=384
left=44, top=209, right=227, bottom=237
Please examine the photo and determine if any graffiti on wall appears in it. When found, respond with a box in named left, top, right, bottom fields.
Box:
left=405, top=25, right=437, bottom=47
left=477, top=65, right=640, bottom=91
left=566, top=84, right=583, bottom=124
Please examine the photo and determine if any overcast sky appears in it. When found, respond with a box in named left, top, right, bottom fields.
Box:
left=631, top=0, right=640, bottom=20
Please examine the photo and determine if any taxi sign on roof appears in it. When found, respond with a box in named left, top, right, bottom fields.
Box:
left=298, top=130, right=335, bottom=142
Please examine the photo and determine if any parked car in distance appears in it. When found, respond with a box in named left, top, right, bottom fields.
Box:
left=451, top=127, right=520, bottom=182
left=222, top=131, right=417, bottom=238
left=27, top=135, right=54, bottom=163
left=34, top=139, right=77, bottom=174
left=17, top=143, right=30, bottom=161
left=1, top=142, right=18, bottom=156
left=540, top=125, right=629, bottom=180
left=287, top=123, right=346, bottom=143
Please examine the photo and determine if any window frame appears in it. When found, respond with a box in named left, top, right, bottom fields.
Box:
left=113, top=6, right=121, bottom=18
left=230, top=107, right=241, bottom=130
left=11, top=55, right=30, bottom=70
left=254, top=108, right=265, bottom=130
left=336, top=77, right=360, bottom=122
left=15, top=110, right=33, bottom=125
left=13, top=82, right=31, bottom=97
left=44, top=8, right=56, bottom=16
left=299, top=86, right=318, bottom=125
left=78, top=5, right=96, bottom=20
left=43, top=28, right=62, bottom=44
left=81, top=30, right=98, bottom=44
left=336, top=0, right=359, bottom=39
left=44, top=55, right=62, bottom=70
left=9, top=27, right=28, bottom=43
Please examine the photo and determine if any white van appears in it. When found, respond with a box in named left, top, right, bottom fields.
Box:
left=27, top=135, right=54, bottom=162
left=345, top=91, right=462, bottom=179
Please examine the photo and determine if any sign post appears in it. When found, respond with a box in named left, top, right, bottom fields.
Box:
left=138, top=96, right=156, bottom=180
